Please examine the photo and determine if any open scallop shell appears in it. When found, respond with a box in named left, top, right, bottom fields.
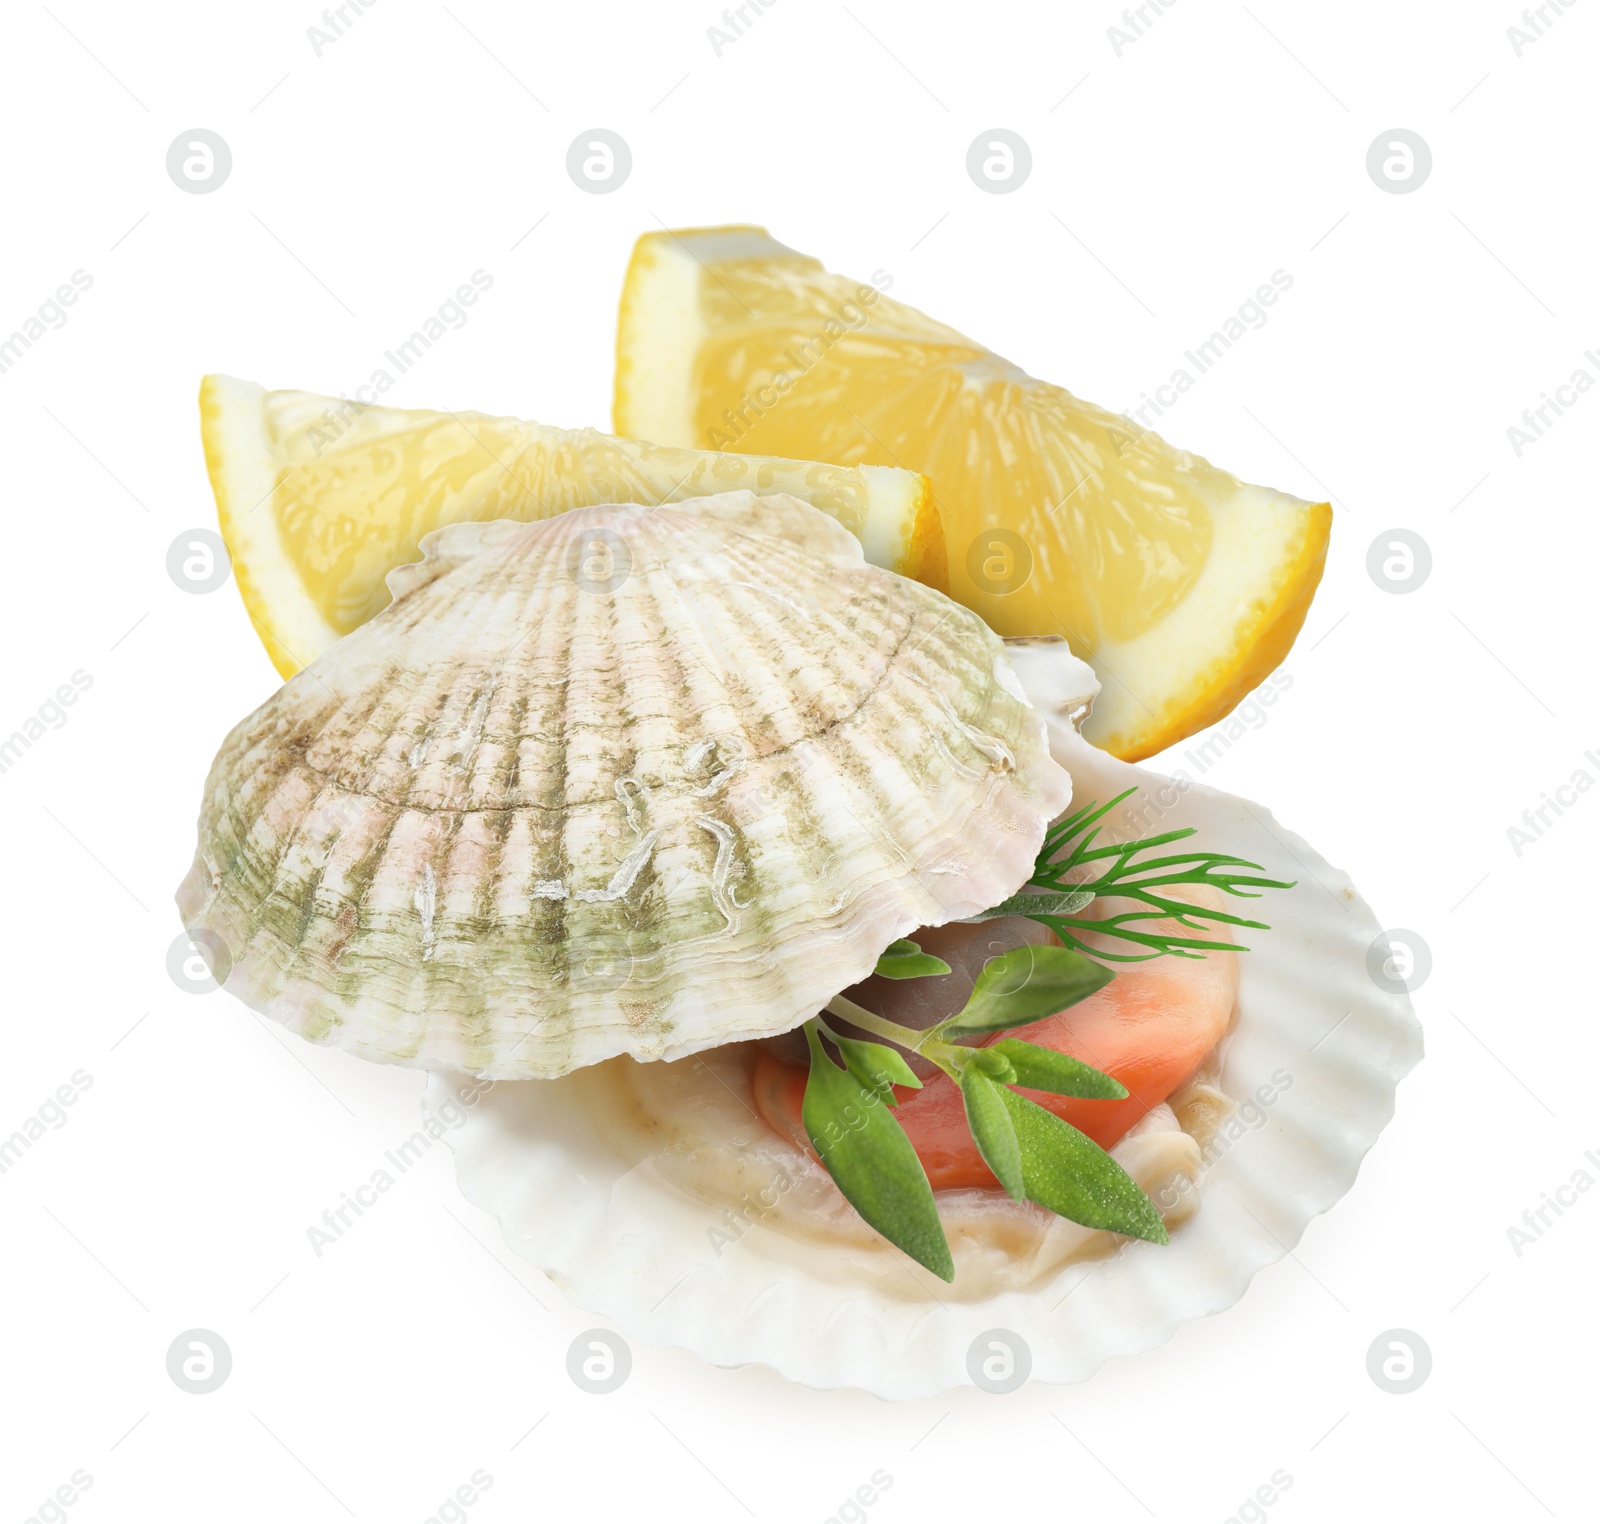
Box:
left=177, top=492, right=1070, bottom=1079
left=423, top=641, right=1422, bottom=1395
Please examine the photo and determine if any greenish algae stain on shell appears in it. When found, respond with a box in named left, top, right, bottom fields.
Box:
left=177, top=492, right=1073, bottom=1079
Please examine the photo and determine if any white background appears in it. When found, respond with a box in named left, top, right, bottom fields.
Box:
left=1, top=1, right=1593, bottom=1519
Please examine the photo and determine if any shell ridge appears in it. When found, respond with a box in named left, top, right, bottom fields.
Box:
left=183, top=492, right=1072, bottom=1078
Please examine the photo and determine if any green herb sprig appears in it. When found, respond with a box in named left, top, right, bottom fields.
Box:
left=797, top=790, right=1293, bottom=1282
left=979, top=787, right=1295, bottom=962
left=804, top=941, right=1163, bottom=1283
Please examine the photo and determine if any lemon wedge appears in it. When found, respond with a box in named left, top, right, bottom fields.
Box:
left=613, top=227, right=1331, bottom=761
left=200, top=373, right=943, bottom=677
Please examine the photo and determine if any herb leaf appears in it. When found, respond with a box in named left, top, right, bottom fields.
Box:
left=960, top=1067, right=1025, bottom=1200
left=1023, top=788, right=1294, bottom=962
left=998, top=1088, right=1168, bottom=1244
left=941, top=944, right=1114, bottom=1038
left=964, top=889, right=1095, bottom=920
left=800, top=1022, right=953, bottom=1281
left=988, top=1038, right=1128, bottom=1099
left=827, top=1028, right=922, bottom=1103
left=875, top=939, right=953, bottom=980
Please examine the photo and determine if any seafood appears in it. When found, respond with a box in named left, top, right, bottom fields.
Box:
left=177, top=490, right=1421, bottom=1395
left=177, top=492, right=1071, bottom=1078
left=421, top=645, right=1421, bottom=1394
left=751, top=888, right=1240, bottom=1186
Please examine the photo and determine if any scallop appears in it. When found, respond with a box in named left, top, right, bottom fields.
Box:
left=176, top=492, right=1072, bottom=1078
left=423, top=639, right=1423, bottom=1395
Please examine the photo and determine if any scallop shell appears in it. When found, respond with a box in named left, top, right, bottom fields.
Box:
left=177, top=492, right=1071, bottom=1079
left=422, top=640, right=1423, bottom=1395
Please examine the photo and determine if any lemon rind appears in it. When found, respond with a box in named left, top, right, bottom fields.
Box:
left=200, top=374, right=338, bottom=679
left=1086, top=496, right=1332, bottom=761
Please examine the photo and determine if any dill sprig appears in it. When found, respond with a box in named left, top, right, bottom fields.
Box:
left=1013, top=787, right=1294, bottom=961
